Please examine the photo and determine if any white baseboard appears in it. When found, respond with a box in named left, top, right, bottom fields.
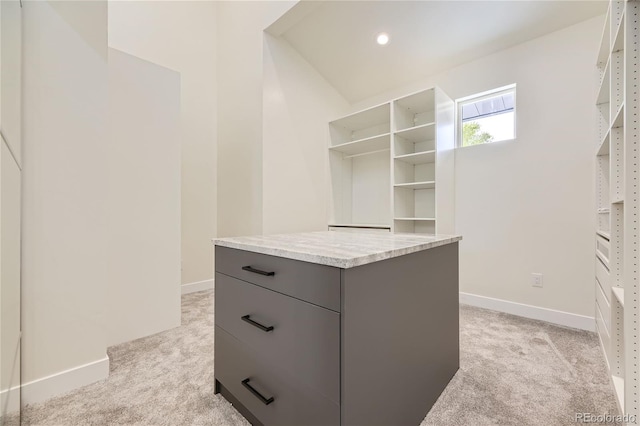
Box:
left=459, top=292, right=596, bottom=332
left=181, top=278, right=214, bottom=295
left=1, top=384, right=21, bottom=415
left=21, top=355, right=109, bottom=406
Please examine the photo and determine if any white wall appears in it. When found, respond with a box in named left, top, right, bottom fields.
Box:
left=108, top=1, right=217, bottom=287
left=262, top=34, right=350, bottom=234
left=107, top=48, right=181, bottom=346
left=216, top=1, right=295, bottom=238
left=0, top=0, right=21, bottom=166
left=349, top=17, right=602, bottom=319
left=0, top=1, right=22, bottom=415
left=21, top=0, right=109, bottom=398
left=1, top=142, right=22, bottom=415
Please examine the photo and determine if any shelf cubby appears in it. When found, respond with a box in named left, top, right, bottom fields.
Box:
left=394, top=134, right=436, bottom=157
left=329, top=147, right=391, bottom=229
left=329, top=103, right=390, bottom=147
left=393, top=88, right=435, bottom=131
left=612, top=103, right=624, bottom=129
left=597, top=103, right=611, bottom=147
left=394, top=155, right=435, bottom=184
left=611, top=127, right=624, bottom=202
left=596, top=154, right=610, bottom=209
left=598, top=212, right=611, bottom=236
left=329, top=133, right=390, bottom=156
left=394, top=219, right=436, bottom=234
left=394, top=150, right=436, bottom=165
left=610, top=203, right=624, bottom=288
left=610, top=51, right=624, bottom=115
left=395, top=184, right=434, bottom=212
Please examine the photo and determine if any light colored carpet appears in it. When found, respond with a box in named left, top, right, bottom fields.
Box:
left=18, top=290, right=618, bottom=426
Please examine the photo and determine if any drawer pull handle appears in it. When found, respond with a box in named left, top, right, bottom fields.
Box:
left=241, top=378, right=274, bottom=405
left=242, top=266, right=275, bottom=276
left=241, top=315, right=274, bottom=332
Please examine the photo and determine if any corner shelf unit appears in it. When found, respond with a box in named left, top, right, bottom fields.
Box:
left=594, top=0, right=639, bottom=419
left=328, top=87, right=454, bottom=234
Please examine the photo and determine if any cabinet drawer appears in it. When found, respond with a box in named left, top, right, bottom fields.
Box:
left=215, top=326, right=339, bottom=426
left=596, top=256, right=611, bottom=300
left=215, top=246, right=341, bottom=312
left=596, top=279, right=611, bottom=332
left=215, top=272, right=339, bottom=403
left=596, top=235, right=610, bottom=268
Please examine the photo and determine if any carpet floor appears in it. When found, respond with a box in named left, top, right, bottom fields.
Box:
left=17, top=290, right=619, bottom=426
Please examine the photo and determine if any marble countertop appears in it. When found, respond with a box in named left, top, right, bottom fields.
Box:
left=213, top=231, right=462, bottom=269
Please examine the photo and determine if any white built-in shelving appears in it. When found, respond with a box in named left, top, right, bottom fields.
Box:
left=394, top=150, right=436, bottom=165
left=594, top=1, right=639, bottom=420
left=328, top=133, right=390, bottom=156
left=393, top=181, right=436, bottom=190
left=328, top=87, right=454, bottom=234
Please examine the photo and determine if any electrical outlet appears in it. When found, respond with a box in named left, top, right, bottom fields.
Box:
left=532, top=273, right=543, bottom=288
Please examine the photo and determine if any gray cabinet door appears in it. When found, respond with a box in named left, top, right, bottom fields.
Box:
left=216, top=246, right=340, bottom=312
left=215, top=272, right=340, bottom=404
left=341, top=243, right=460, bottom=426
left=215, top=327, right=340, bottom=426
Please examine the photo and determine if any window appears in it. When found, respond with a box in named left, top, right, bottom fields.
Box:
left=457, top=85, right=516, bottom=147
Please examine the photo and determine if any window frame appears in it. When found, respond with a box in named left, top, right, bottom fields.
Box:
left=455, top=84, right=517, bottom=148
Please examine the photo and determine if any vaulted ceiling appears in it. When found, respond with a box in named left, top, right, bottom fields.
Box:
left=269, top=1, right=608, bottom=103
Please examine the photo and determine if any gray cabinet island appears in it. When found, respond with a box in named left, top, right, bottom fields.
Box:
left=213, top=231, right=461, bottom=426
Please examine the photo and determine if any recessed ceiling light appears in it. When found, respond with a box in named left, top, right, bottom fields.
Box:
left=376, top=32, right=390, bottom=46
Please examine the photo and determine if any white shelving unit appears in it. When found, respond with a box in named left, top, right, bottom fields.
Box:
left=328, top=87, right=454, bottom=234
left=329, top=103, right=392, bottom=230
left=594, top=1, right=639, bottom=420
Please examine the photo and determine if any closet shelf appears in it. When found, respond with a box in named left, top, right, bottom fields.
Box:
left=612, top=198, right=624, bottom=204
left=394, top=123, right=435, bottom=143
left=596, top=59, right=610, bottom=106
left=612, top=12, right=625, bottom=53
left=612, top=287, right=624, bottom=307
left=394, top=181, right=436, bottom=190
left=597, top=131, right=610, bottom=156
left=329, top=133, right=390, bottom=156
left=597, top=230, right=611, bottom=240
left=330, top=103, right=390, bottom=131
left=394, top=150, right=436, bottom=165
left=612, top=103, right=624, bottom=129
left=327, top=223, right=391, bottom=230
left=328, top=223, right=391, bottom=230
left=394, top=217, right=436, bottom=221
left=612, top=375, right=625, bottom=414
